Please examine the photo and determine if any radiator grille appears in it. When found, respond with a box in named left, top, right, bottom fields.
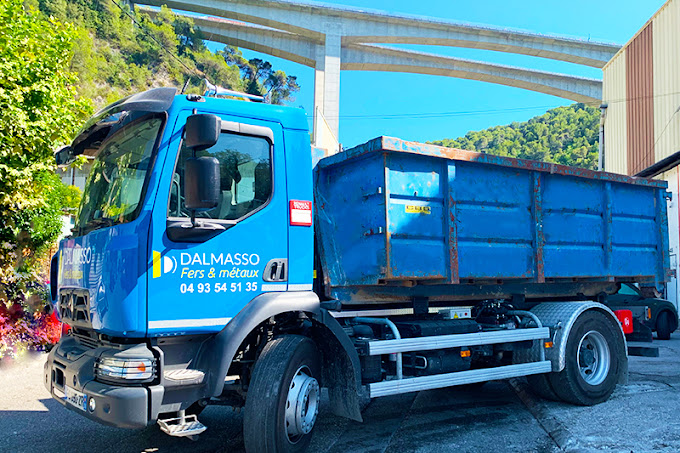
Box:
left=59, top=289, right=91, bottom=329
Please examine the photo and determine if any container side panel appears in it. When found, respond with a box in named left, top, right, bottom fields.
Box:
left=542, top=174, right=605, bottom=277
left=387, top=154, right=443, bottom=199
left=611, top=183, right=657, bottom=217
left=454, top=162, right=534, bottom=279
left=610, top=183, right=658, bottom=277
left=386, top=154, right=446, bottom=279
left=316, top=154, right=387, bottom=286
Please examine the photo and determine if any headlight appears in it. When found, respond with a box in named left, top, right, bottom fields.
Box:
left=95, top=357, right=156, bottom=383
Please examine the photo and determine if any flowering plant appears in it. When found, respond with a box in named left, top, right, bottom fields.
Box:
left=0, top=303, right=62, bottom=359
left=0, top=265, right=62, bottom=359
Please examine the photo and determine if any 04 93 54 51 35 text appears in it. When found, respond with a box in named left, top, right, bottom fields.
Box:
left=179, top=281, right=258, bottom=294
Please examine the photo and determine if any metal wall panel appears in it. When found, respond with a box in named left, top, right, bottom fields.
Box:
left=603, top=53, right=627, bottom=174
left=626, top=23, right=655, bottom=176
left=653, top=0, right=680, bottom=163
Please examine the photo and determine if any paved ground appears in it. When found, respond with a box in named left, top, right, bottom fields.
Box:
left=1, top=335, right=678, bottom=453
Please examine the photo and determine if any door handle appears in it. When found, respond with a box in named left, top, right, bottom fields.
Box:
left=263, top=259, right=288, bottom=282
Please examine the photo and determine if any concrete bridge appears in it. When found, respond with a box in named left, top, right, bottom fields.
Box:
left=139, top=0, right=619, bottom=143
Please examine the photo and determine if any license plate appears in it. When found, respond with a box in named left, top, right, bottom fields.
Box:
left=63, top=385, right=87, bottom=412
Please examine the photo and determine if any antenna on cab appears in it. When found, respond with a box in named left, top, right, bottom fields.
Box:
left=203, top=78, right=264, bottom=103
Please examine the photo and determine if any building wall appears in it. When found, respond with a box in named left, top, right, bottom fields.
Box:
left=602, top=53, right=627, bottom=174
left=603, top=0, right=680, bottom=176
left=625, top=23, right=655, bottom=176
left=59, top=161, right=93, bottom=192
left=602, top=0, right=680, bottom=308
left=652, top=0, right=680, bottom=164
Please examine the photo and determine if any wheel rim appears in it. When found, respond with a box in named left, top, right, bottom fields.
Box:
left=576, top=330, right=610, bottom=385
left=284, top=365, right=320, bottom=443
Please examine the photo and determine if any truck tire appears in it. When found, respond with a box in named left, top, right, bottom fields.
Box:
left=243, top=335, right=321, bottom=453
left=526, top=374, right=560, bottom=401
left=547, top=310, right=624, bottom=406
left=656, top=311, right=674, bottom=340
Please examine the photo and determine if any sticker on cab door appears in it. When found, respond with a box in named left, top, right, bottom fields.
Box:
left=151, top=250, right=262, bottom=295
left=289, top=200, right=312, bottom=226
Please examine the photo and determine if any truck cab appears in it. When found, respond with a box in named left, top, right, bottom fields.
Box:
left=45, top=87, right=320, bottom=433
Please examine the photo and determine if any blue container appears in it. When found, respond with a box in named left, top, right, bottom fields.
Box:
left=315, top=137, right=671, bottom=305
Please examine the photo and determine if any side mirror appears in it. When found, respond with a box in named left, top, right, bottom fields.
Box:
left=185, top=156, right=220, bottom=211
left=55, top=146, right=75, bottom=166
left=185, top=114, right=221, bottom=151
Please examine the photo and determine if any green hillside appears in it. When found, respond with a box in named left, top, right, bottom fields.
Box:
left=29, top=0, right=299, bottom=108
left=429, top=104, right=600, bottom=170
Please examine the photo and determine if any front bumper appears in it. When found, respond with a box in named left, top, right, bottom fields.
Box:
left=44, top=336, right=162, bottom=429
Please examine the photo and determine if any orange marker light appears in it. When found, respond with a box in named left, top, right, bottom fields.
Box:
left=460, top=350, right=471, bottom=358
left=544, top=341, right=554, bottom=349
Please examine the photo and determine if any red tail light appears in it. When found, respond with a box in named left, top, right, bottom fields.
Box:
left=614, top=309, right=633, bottom=334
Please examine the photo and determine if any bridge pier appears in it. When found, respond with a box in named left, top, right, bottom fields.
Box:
left=321, top=26, right=342, bottom=139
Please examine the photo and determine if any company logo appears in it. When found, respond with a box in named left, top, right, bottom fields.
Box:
left=63, top=246, right=93, bottom=265
left=152, top=251, right=177, bottom=278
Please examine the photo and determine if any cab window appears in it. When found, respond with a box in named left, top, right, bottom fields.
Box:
left=169, top=132, right=272, bottom=220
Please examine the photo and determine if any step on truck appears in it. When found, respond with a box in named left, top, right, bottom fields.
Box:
left=45, top=85, right=671, bottom=452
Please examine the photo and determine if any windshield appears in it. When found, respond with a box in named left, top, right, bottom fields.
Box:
left=75, top=115, right=163, bottom=234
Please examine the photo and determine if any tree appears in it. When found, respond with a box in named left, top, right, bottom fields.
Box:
left=221, top=46, right=300, bottom=104
left=430, top=104, right=600, bottom=169
left=0, top=0, right=90, bottom=289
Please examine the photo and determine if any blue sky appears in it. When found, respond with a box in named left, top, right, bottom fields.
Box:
left=221, top=0, right=667, bottom=147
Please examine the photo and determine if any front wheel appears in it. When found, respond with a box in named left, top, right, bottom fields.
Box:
left=243, top=335, right=321, bottom=453
left=548, top=310, right=624, bottom=406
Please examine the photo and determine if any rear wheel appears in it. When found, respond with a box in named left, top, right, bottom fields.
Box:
left=548, top=311, right=624, bottom=406
left=526, top=373, right=560, bottom=401
left=656, top=311, right=674, bottom=340
left=243, top=335, right=321, bottom=453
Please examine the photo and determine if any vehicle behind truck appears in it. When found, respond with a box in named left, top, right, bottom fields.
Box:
left=45, top=86, right=671, bottom=452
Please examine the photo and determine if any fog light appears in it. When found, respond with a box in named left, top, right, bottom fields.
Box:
left=88, top=397, right=96, bottom=412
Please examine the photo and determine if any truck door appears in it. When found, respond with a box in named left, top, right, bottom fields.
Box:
left=146, top=114, right=288, bottom=335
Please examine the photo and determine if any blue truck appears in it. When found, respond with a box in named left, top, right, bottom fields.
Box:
left=45, top=86, right=671, bottom=452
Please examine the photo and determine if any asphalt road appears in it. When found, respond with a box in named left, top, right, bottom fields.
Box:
left=1, top=335, right=678, bottom=453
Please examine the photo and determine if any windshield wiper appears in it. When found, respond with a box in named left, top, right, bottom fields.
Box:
left=74, top=217, right=121, bottom=235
